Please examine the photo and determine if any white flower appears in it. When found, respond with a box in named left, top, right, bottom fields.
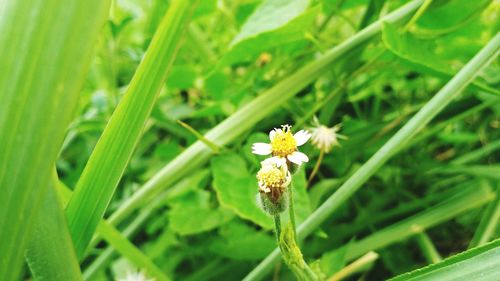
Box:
left=252, top=124, right=311, bottom=166
left=256, top=158, right=291, bottom=194
left=117, top=271, right=154, bottom=281
left=309, top=117, right=346, bottom=153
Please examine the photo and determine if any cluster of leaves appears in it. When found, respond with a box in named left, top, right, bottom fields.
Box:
left=1, top=0, right=498, bottom=280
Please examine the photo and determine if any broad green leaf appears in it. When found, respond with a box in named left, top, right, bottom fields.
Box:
left=382, top=22, right=452, bottom=74
left=415, top=0, right=491, bottom=34
left=230, top=0, right=310, bottom=46
left=209, top=221, right=276, bottom=260
left=382, top=16, right=500, bottom=96
left=244, top=20, right=500, bottom=281
left=65, top=0, right=197, bottom=259
left=211, top=154, right=273, bottom=229
left=107, top=0, right=426, bottom=231
left=319, top=244, right=349, bottom=276
left=224, top=0, right=318, bottom=64
left=389, top=239, right=500, bottom=281
left=0, top=0, right=110, bottom=279
left=25, top=179, right=82, bottom=281
left=291, top=167, right=312, bottom=225
left=168, top=189, right=234, bottom=235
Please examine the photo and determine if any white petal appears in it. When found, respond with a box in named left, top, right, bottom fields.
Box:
left=287, top=151, right=309, bottom=165
left=294, top=130, right=311, bottom=146
left=252, top=143, right=272, bottom=155
left=269, top=129, right=277, bottom=141
left=261, top=156, right=286, bottom=167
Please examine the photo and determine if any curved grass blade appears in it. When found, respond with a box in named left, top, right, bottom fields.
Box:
left=56, top=180, right=170, bottom=281
left=468, top=185, right=500, bottom=248
left=389, top=238, right=500, bottom=281
left=243, top=31, right=500, bottom=281
left=0, top=0, right=110, bottom=279
left=108, top=0, right=426, bottom=226
left=25, top=174, right=83, bottom=281
left=65, top=0, right=197, bottom=259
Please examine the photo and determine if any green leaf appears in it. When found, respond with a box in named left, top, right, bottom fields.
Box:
left=389, top=239, right=500, bottom=281
left=209, top=221, right=275, bottom=260
left=168, top=189, right=234, bottom=235
left=211, top=154, right=273, bottom=229
left=230, top=0, right=310, bottom=46
left=414, top=0, right=491, bottom=34
left=25, top=179, right=83, bottom=281
left=224, top=0, right=318, bottom=63
left=291, top=168, right=312, bottom=225
left=0, top=0, right=110, bottom=279
left=65, top=0, right=197, bottom=259
left=382, top=22, right=451, bottom=74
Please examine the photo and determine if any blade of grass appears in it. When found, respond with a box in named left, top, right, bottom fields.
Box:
left=55, top=179, right=170, bottom=281
left=469, top=185, right=500, bottom=249
left=415, top=232, right=442, bottom=264
left=389, top=238, right=500, bottom=281
left=328, top=251, right=379, bottom=281
left=0, top=0, right=110, bottom=279
left=97, top=221, right=171, bottom=281
left=83, top=171, right=209, bottom=278
left=451, top=139, right=500, bottom=165
left=243, top=32, right=500, bottom=281
left=108, top=0, right=426, bottom=227
left=25, top=173, right=83, bottom=281
left=65, top=0, right=197, bottom=259
left=341, top=183, right=494, bottom=261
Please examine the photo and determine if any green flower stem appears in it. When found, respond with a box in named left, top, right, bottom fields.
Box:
left=288, top=182, right=297, bottom=237
left=308, top=149, right=325, bottom=186
left=243, top=27, right=500, bottom=281
left=274, top=214, right=282, bottom=247
left=279, top=224, right=319, bottom=281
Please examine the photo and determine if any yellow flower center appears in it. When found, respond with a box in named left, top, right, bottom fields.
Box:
left=271, top=129, right=296, bottom=157
left=257, top=165, right=285, bottom=189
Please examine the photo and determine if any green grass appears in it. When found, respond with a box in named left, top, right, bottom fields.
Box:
left=0, top=0, right=499, bottom=280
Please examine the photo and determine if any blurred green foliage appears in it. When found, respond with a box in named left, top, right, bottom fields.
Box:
left=51, top=0, right=499, bottom=280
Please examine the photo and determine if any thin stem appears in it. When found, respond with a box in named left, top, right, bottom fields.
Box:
left=415, top=232, right=442, bottom=264
left=403, top=0, right=433, bottom=32
left=288, top=182, right=297, bottom=237
left=308, top=150, right=325, bottom=186
left=328, top=251, right=379, bottom=281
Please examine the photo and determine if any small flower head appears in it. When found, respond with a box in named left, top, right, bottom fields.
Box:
left=117, top=271, right=154, bottom=281
left=257, top=158, right=290, bottom=197
left=252, top=125, right=311, bottom=166
left=310, top=117, right=346, bottom=153
left=256, top=158, right=291, bottom=215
